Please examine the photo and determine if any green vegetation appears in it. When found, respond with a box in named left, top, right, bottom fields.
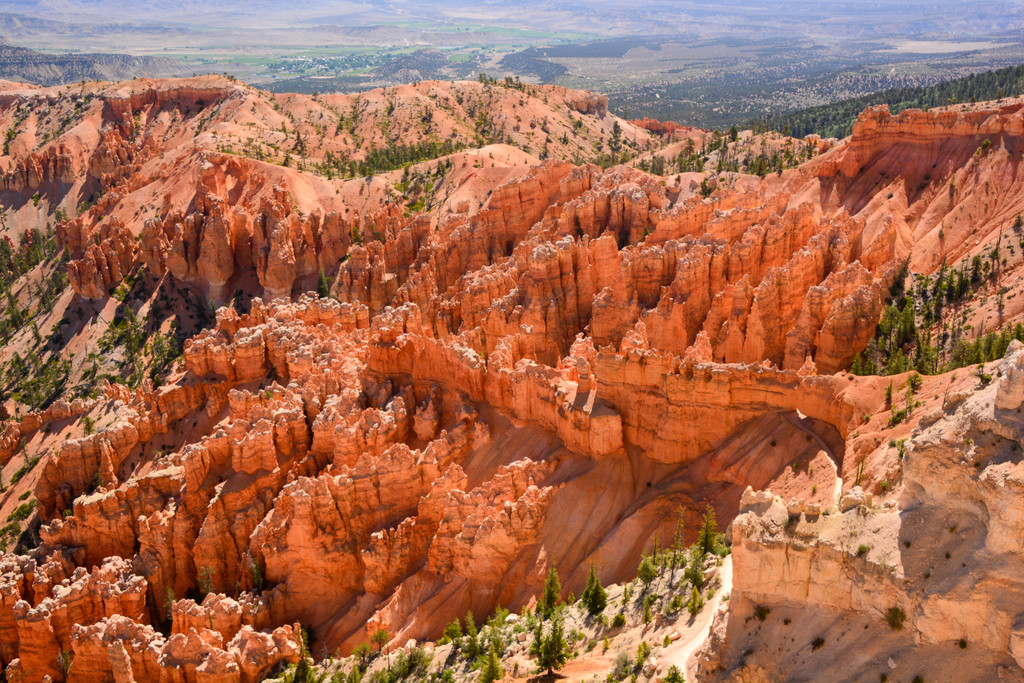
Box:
left=530, top=613, right=570, bottom=675
left=754, top=64, right=1024, bottom=139
left=664, top=665, right=685, bottom=683
left=696, top=504, right=719, bottom=557
left=538, top=565, right=561, bottom=618
left=7, top=499, right=35, bottom=523
left=356, top=140, right=465, bottom=177
left=850, top=255, right=1024, bottom=380
left=10, top=456, right=40, bottom=486
left=886, top=606, right=906, bottom=631
left=0, top=225, right=61, bottom=290
left=659, top=132, right=816, bottom=178
left=686, top=585, right=704, bottom=616
left=580, top=563, right=608, bottom=616
left=478, top=641, right=503, bottom=683
left=637, top=554, right=657, bottom=588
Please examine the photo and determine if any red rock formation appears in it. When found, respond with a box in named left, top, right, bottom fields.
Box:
left=697, top=344, right=1024, bottom=681
left=1, top=79, right=1024, bottom=681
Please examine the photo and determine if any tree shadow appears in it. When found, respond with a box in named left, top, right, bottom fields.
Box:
left=527, top=673, right=566, bottom=683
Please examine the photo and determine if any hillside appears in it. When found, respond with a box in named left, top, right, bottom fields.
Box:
left=0, top=43, right=186, bottom=86
left=752, top=63, right=1024, bottom=138
left=0, top=75, right=651, bottom=412
left=0, top=77, right=1021, bottom=683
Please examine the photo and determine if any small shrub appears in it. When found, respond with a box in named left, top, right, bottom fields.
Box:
left=686, top=586, right=704, bottom=616
left=811, top=637, right=825, bottom=651
left=906, top=372, right=923, bottom=392
left=438, top=618, right=462, bottom=645
left=635, top=640, right=650, bottom=665
left=637, top=555, right=657, bottom=588
left=885, top=606, right=906, bottom=631
left=754, top=605, right=770, bottom=622
left=664, top=665, right=684, bottom=683
left=611, top=651, right=632, bottom=681
left=857, top=544, right=870, bottom=557
left=611, top=613, right=626, bottom=628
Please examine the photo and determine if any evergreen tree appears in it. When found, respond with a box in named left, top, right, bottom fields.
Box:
left=372, top=629, right=390, bottom=669
left=539, top=566, right=561, bottom=618
left=697, top=504, right=717, bottom=558
left=317, top=268, right=331, bottom=298
left=671, top=506, right=686, bottom=570
left=637, top=554, right=657, bottom=589
left=686, top=585, right=704, bottom=616
left=293, top=656, right=313, bottom=683
left=479, top=641, right=503, bottom=683
left=532, top=614, right=570, bottom=675
left=438, top=618, right=462, bottom=645
left=581, top=563, right=608, bottom=616
left=684, top=545, right=705, bottom=590
left=462, top=612, right=482, bottom=660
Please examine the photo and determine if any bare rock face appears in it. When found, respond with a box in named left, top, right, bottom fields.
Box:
left=996, top=340, right=1024, bottom=411
left=697, top=347, right=1024, bottom=681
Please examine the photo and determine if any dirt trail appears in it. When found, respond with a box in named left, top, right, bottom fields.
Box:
left=675, top=555, right=733, bottom=681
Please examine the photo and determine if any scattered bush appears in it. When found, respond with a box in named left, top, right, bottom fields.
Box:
left=886, top=606, right=906, bottom=631
left=664, top=665, right=684, bottom=683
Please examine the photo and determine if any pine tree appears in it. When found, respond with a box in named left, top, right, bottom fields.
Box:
left=317, top=268, right=331, bottom=298
left=293, top=656, right=312, bottom=683
left=671, top=506, right=686, bottom=570
left=533, top=614, right=569, bottom=675
left=529, top=620, right=543, bottom=658
left=479, top=640, right=503, bottom=683
left=438, top=618, right=462, bottom=645
left=581, top=563, right=607, bottom=616
left=637, top=554, right=657, bottom=589
left=686, top=585, right=704, bottom=616
left=539, top=566, right=560, bottom=618
left=462, top=612, right=482, bottom=660
left=697, top=504, right=717, bottom=558
left=684, top=545, right=705, bottom=591
left=372, top=629, right=390, bottom=669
